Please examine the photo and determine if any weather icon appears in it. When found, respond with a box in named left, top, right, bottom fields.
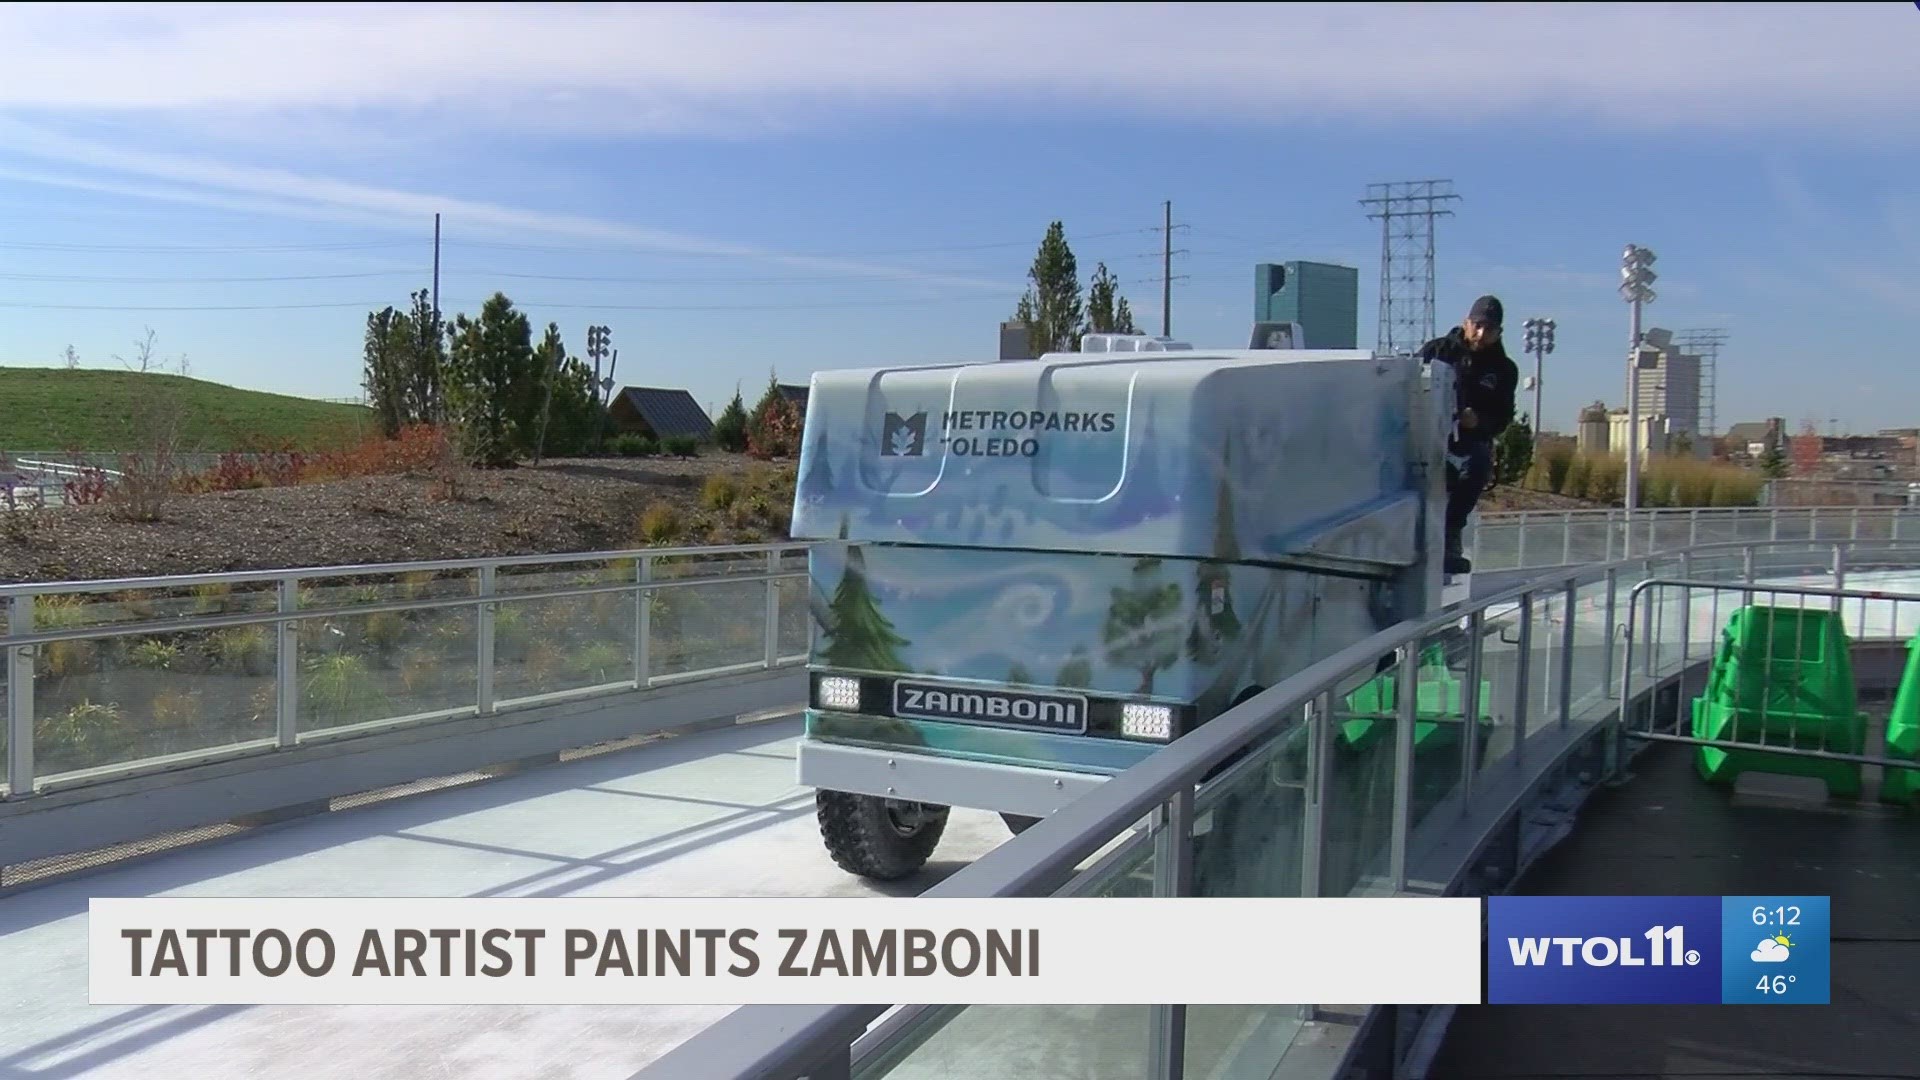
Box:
left=1752, top=934, right=1794, bottom=963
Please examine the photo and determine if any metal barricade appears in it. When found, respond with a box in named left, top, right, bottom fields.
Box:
left=1618, top=574, right=1920, bottom=792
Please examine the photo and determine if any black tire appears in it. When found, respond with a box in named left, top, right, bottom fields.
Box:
left=1002, top=813, right=1041, bottom=835
left=816, top=790, right=948, bottom=881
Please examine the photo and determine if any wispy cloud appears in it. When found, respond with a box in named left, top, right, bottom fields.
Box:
left=2, top=3, right=1915, bottom=136
left=0, top=119, right=1011, bottom=290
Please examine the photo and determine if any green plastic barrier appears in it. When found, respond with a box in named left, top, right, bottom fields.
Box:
left=1690, top=605, right=1868, bottom=798
left=1880, top=636, right=1920, bottom=805
left=1339, top=642, right=1493, bottom=752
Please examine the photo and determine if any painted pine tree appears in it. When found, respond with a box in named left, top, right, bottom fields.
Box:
left=1055, top=645, right=1094, bottom=689
left=819, top=546, right=911, bottom=672
left=1189, top=435, right=1243, bottom=665
left=799, top=429, right=834, bottom=504
left=1103, top=557, right=1184, bottom=696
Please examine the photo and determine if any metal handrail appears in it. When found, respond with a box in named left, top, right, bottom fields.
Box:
left=631, top=536, right=1920, bottom=1080
left=3, top=506, right=1900, bottom=596
left=0, top=539, right=810, bottom=597
left=0, top=568, right=803, bottom=649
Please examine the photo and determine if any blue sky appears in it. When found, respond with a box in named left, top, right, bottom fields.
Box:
left=2, top=2, right=1917, bottom=435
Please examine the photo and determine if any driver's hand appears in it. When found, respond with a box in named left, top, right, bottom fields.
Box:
left=1460, top=408, right=1479, bottom=429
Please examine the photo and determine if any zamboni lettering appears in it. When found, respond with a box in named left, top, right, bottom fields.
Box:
left=897, top=686, right=1078, bottom=727
left=774, top=929, right=1039, bottom=977
left=1505, top=925, right=1692, bottom=967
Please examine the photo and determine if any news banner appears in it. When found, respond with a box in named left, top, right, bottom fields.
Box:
left=87, top=894, right=1829, bottom=1006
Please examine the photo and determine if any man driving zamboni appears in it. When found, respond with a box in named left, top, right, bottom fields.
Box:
left=1420, top=295, right=1520, bottom=576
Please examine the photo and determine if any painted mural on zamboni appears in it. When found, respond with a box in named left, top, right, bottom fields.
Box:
left=787, top=350, right=1426, bottom=573
left=804, top=526, right=1399, bottom=773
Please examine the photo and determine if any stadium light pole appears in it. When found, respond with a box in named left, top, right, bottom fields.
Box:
left=1522, top=316, right=1555, bottom=450
left=1620, top=245, right=1657, bottom=513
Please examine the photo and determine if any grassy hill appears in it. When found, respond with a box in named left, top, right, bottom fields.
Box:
left=0, top=368, right=375, bottom=452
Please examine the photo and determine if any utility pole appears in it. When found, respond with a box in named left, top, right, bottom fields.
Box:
left=1361, top=180, right=1459, bottom=356
left=1620, top=244, right=1658, bottom=514
left=1522, top=316, right=1556, bottom=446
left=1149, top=200, right=1188, bottom=338
left=1162, top=200, right=1172, bottom=338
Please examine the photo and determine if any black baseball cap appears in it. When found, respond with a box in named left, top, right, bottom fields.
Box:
left=1469, top=295, right=1503, bottom=328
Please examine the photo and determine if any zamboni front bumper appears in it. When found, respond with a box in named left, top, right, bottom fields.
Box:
left=797, top=708, right=1144, bottom=818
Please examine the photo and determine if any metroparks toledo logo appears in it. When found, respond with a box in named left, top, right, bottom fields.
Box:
left=881, top=411, right=928, bottom=457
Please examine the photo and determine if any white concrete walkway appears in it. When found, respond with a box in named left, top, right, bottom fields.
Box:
left=0, top=716, right=1009, bottom=1080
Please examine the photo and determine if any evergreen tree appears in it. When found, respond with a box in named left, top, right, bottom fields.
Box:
left=714, top=385, right=751, bottom=451
left=1760, top=442, right=1788, bottom=478
left=531, top=323, right=598, bottom=456
left=1012, top=221, right=1083, bottom=354
left=1103, top=558, right=1184, bottom=696
left=1083, top=262, right=1140, bottom=338
left=402, top=287, right=445, bottom=425
left=747, top=370, right=801, bottom=459
left=362, top=305, right=408, bottom=438
left=1084, top=262, right=1130, bottom=336
left=819, top=547, right=910, bottom=672
left=1494, top=413, right=1535, bottom=486
left=443, top=292, right=539, bottom=466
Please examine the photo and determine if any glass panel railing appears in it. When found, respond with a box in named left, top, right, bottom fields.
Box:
left=1566, top=516, right=1620, bottom=565
left=855, top=1003, right=1154, bottom=1080
left=295, top=570, right=481, bottom=735
left=1321, top=663, right=1405, bottom=899
left=651, top=579, right=768, bottom=679
left=1401, top=628, right=1471, bottom=871
left=1, top=601, right=9, bottom=794
left=853, top=815, right=1164, bottom=1079
left=29, top=584, right=282, bottom=779
left=493, top=559, right=638, bottom=705
left=1186, top=718, right=1314, bottom=1078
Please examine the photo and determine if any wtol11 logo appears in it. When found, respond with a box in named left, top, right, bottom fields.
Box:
left=1487, top=895, right=1723, bottom=1004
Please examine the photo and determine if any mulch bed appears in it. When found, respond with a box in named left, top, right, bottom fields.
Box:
left=0, top=454, right=792, bottom=585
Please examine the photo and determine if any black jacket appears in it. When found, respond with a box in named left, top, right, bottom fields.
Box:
left=1420, top=328, right=1519, bottom=443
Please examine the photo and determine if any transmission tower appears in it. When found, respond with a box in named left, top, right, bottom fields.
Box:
left=1673, top=328, right=1728, bottom=442
left=1361, top=179, right=1460, bottom=356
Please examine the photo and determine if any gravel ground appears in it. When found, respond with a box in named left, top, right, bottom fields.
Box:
left=0, top=454, right=797, bottom=585
left=0, top=455, right=1605, bottom=586
left=1480, top=484, right=1604, bottom=512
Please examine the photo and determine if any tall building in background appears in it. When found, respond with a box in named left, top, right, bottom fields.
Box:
left=1632, top=328, right=1705, bottom=450
left=1253, top=262, right=1359, bottom=349
left=998, top=321, right=1034, bottom=361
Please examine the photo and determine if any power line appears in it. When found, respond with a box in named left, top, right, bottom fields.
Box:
left=440, top=226, right=1157, bottom=260
left=1360, top=179, right=1459, bottom=355
left=0, top=300, right=390, bottom=312
left=0, top=270, right=413, bottom=284
left=0, top=239, right=416, bottom=254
